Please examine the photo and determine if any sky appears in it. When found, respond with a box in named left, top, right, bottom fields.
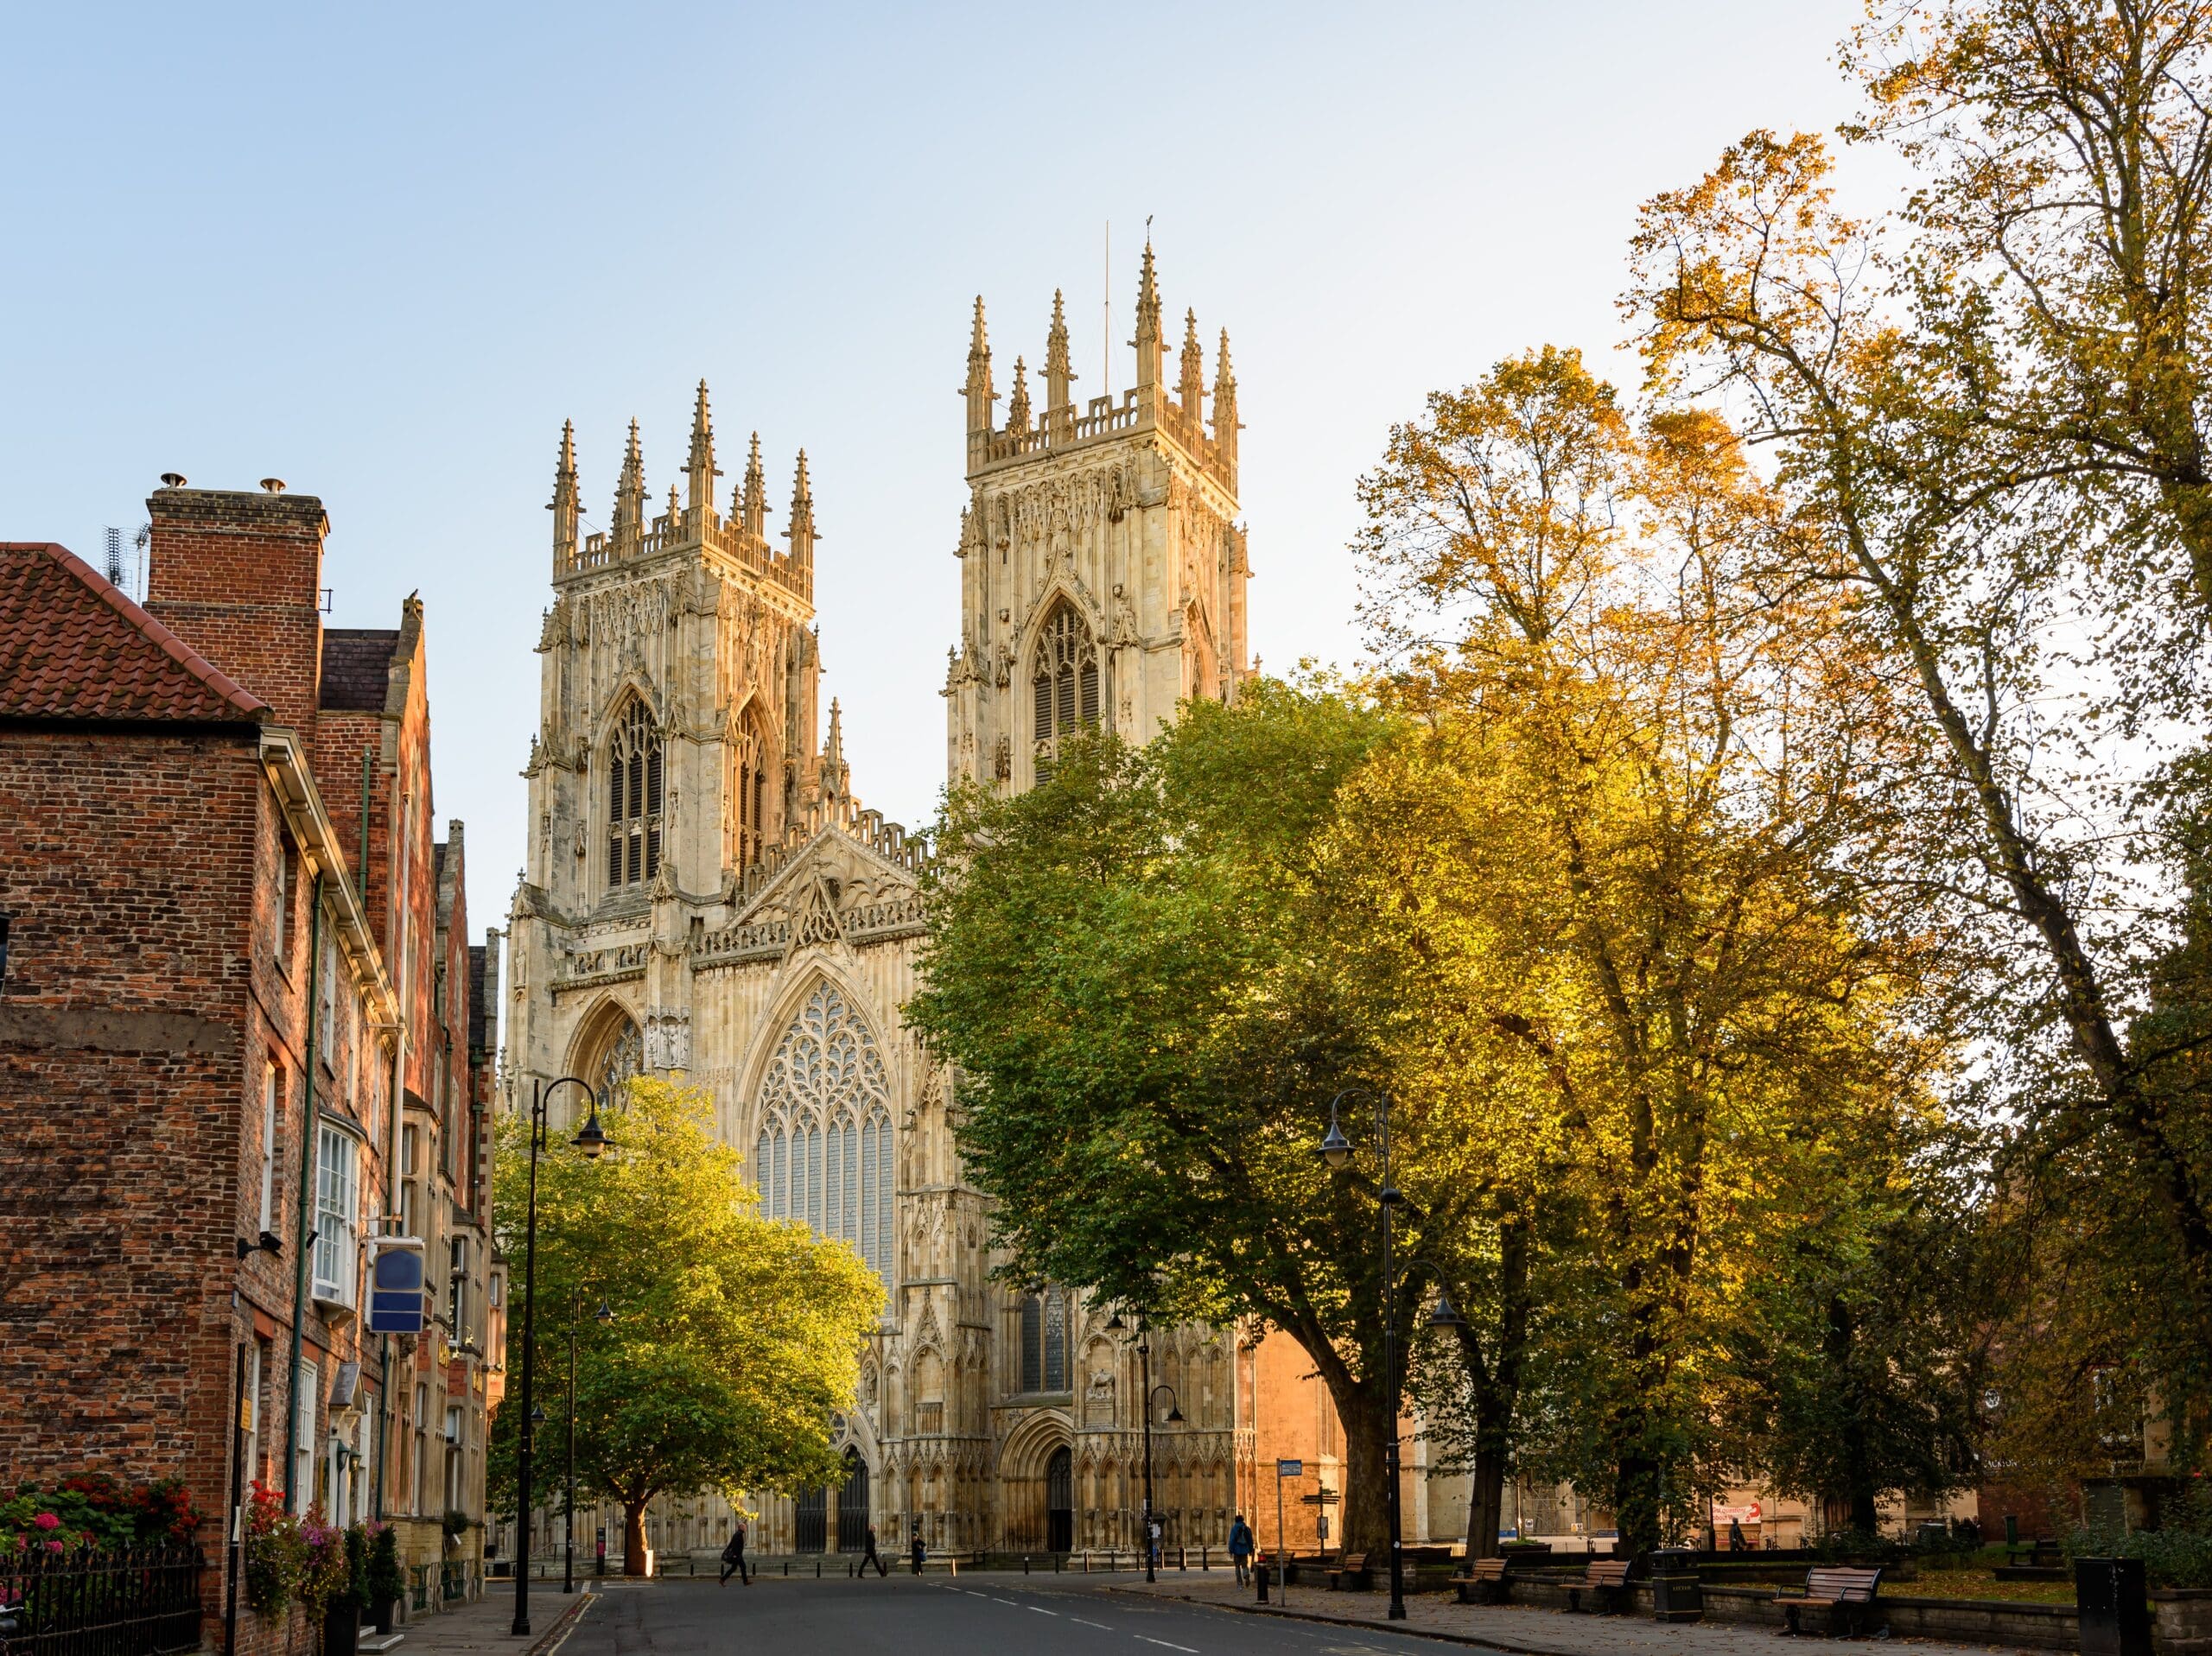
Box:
left=1, top=2, right=1880, bottom=932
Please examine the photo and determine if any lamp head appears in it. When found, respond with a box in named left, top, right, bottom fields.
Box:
left=595, top=1300, right=616, bottom=1325
left=572, top=1107, right=607, bottom=1159
left=1427, top=1288, right=1464, bottom=1329
left=1318, top=1118, right=1353, bottom=1170
left=1166, top=1402, right=1185, bottom=1424
left=1105, top=1310, right=1125, bottom=1333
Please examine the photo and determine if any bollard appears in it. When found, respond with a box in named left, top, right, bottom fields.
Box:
left=815, top=1561, right=821, bottom=1578
left=783, top=1562, right=789, bottom=1577
left=1257, top=1561, right=1269, bottom=1604
left=1202, top=1546, right=1209, bottom=1572
left=1023, top=1555, right=1030, bottom=1575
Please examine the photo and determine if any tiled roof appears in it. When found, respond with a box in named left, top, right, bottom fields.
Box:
left=319, top=628, right=399, bottom=712
left=0, top=542, right=268, bottom=723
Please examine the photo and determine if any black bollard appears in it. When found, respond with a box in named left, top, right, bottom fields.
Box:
left=1023, top=1556, right=1030, bottom=1576
left=1257, top=1561, right=1269, bottom=1603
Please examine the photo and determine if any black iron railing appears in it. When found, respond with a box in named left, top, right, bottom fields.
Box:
left=0, top=1545, right=204, bottom=1656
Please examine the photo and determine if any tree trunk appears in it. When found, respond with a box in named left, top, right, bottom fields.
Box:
left=624, top=1496, right=650, bottom=1576
left=1328, top=1379, right=1398, bottom=1559
left=1465, top=1450, right=1508, bottom=1560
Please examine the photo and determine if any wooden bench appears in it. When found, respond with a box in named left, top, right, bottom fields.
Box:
left=1323, top=1551, right=1371, bottom=1591
left=1452, top=1555, right=1512, bottom=1605
left=1774, top=1565, right=1884, bottom=1637
left=1567, top=1557, right=1633, bottom=1614
left=2004, top=1538, right=2061, bottom=1569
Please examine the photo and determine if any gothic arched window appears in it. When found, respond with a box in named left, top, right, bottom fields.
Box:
left=732, top=716, right=772, bottom=871
left=1031, top=605, right=1099, bottom=783
left=605, top=698, right=664, bottom=891
left=1020, top=1285, right=1069, bottom=1393
left=754, top=980, right=894, bottom=1287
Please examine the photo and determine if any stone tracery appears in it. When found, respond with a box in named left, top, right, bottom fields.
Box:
left=753, top=980, right=894, bottom=1286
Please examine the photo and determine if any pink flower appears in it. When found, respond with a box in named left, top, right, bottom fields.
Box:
left=45, top=1539, right=64, bottom=1553
left=32, top=1513, right=60, bottom=1531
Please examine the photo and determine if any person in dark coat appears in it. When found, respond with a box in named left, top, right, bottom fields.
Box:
left=911, top=1522, right=927, bottom=1576
left=720, top=1516, right=751, bottom=1585
left=1228, top=1514, right=1255, bottom=1584
left=862, top=1523, right=888, bottom=1577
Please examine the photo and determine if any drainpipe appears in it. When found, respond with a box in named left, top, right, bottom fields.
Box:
left=283, top=875, right=327, bottom=1513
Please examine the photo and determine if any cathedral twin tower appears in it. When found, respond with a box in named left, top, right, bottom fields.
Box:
left=505, top=247, right=1254, bottom=1557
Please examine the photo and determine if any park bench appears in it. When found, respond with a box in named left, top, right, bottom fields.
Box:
left=1567, top=1557, right=1633, bottom=1614
left=1325, top=1551, right=1371, bottom=1591
left=2005, top=1537, right=2062, bottom=1569
left=1452, top=1555, right=1513, bottom=1605
left=1774, top=1564, right=1884, bottom=1636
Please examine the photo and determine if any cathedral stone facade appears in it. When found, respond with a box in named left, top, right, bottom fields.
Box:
left=503, top=250, right=1264, bottom=1560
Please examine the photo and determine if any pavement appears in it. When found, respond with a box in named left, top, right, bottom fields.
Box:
left=385, top=1585, right=596, bottom=1656
left=1111, top=1575, right=2048, bottom=1656
left=525, top=1570, right=2053, bottom=1656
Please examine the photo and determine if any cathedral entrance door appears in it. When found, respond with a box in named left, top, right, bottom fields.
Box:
left=836, top=1452, right=868, bottom=1552
left=1046, top=1447, right=1073, bottom=1553
left=795, top=1485, right=827, bottom=1554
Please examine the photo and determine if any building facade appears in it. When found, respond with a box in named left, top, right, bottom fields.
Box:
left=0, top=486, right=494, bottom=1650
left=503, top=250, right=1278, bottom=1560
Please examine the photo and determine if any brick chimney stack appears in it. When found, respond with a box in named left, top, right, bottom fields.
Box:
left=143, top=482, right=329, bottom=736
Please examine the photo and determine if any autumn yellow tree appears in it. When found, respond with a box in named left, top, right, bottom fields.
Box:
left=1351, top=346, right=1958, bottom=1551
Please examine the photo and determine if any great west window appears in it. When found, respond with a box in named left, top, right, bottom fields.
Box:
left=754, top=981, right=894, bottom=1288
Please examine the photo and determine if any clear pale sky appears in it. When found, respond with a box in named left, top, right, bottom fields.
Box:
left=1, top=3, right=1872, bottom=931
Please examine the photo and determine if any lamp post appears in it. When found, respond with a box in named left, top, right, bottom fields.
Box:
left=1318, top=1088, right=1462, bottom=1621
left=1119, top=1310, right=1185, bottom=1584
left=511, top=1076, right=607, bottom=1637
left=566, top=1300, right=613, bottom=1596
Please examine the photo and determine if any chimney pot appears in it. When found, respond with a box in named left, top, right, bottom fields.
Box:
left=159, top=473, right=187, bottom=488
left=260, top=478, right=287, bottom=495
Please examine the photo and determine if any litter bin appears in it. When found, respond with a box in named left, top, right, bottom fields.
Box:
left=2076, top=1558, right=2152, bottom=1656
left=1648, top=1549, right=1702, bottom=1623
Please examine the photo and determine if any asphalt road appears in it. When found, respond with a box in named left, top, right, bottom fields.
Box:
left=562, top=1573, right=1458, bottom=1656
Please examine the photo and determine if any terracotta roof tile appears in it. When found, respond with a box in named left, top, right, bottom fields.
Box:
left=0, top=542, right=269, bottom=723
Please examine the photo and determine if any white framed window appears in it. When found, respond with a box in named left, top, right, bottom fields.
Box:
left=291, top=1360, right=318, bottom=1513
left=271, top=833, right=291, bottom=962
left=448, top=1235, right=467, bottom=1334
left=400, top=1125, right=421, bottom=1239
left=257, top=1064, right=282, bottom=1234
left=313, top=1126, right=359, bottom=1305
left=240, top=1342, right=264, bottom=1495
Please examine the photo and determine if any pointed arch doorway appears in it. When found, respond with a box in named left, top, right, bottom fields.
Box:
left=1046, top=1446, right=1073, bottom=1553
left=836, top=1450, right=869, bottom=1553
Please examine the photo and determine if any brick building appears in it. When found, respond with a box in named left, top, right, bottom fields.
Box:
left=0, top=481, right=496, bottom=1650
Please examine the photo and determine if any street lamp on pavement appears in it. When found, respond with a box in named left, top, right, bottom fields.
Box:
left=511, top=1076, right=607, bottom=1637
left=1316, top=1088, right=1462, bottom=1621
left=1119, top=1309, right=1185, bottom=1584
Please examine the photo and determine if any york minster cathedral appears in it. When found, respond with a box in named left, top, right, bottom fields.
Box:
left=501, top=250, right=1387, bottom=1561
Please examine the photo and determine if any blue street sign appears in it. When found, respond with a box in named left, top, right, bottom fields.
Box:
left=367, top=1242, right=427, bottom=1334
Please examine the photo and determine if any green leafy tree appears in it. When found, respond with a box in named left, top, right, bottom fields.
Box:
left=912, top=682, right=1492, bottom=1558
left=490, top=1077, right=880, bottom=1570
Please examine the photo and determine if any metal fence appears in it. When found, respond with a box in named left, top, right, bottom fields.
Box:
left=0, top=1545, right=204, bottom=1656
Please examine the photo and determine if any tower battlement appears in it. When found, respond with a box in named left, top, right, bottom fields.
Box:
left=550, top=387, right=817, bottom=605
left=963, top=249, right=1239, bottom=492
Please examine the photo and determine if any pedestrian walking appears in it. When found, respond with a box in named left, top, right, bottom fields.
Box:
left=910, top=1522, right=926, bottom=1576
left=1228, top=1513, right=1255, bottom=1585
left=862, top=1524, right=888, bottom=1578
left=1727, top=1517, right=1746, bottom=1552
left=720, top=1516, right=751, bottom=1585
left=1147, top=1518, right=1162, bottom=1572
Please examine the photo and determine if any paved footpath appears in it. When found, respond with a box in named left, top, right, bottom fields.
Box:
left=386, top=1585, right=596, bottom=1656
left=1109, top=1574, right=2045, bottom=1656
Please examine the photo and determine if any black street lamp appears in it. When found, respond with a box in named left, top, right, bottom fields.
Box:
left=566, top=1300, right=613, bottom=1596
left=1317, top=1088, right=1461, bottom=1621
left=1120, top=1310, right=1185, bottom=1585
left=512, top=1076, right=607, bottom=1637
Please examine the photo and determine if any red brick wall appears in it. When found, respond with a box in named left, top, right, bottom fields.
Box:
left=145, top=488, right=328, bottom=738
left=0, top=725, right=260, bottom=1523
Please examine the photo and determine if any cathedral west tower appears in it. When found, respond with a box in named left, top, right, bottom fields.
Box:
left=946, top=244, right=1250, bottom=788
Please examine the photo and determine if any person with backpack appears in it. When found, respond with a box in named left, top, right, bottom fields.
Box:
left=1228, top=1513, right=1255, bottom=1585
left=719, top=1516, right=751, bottom=1586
